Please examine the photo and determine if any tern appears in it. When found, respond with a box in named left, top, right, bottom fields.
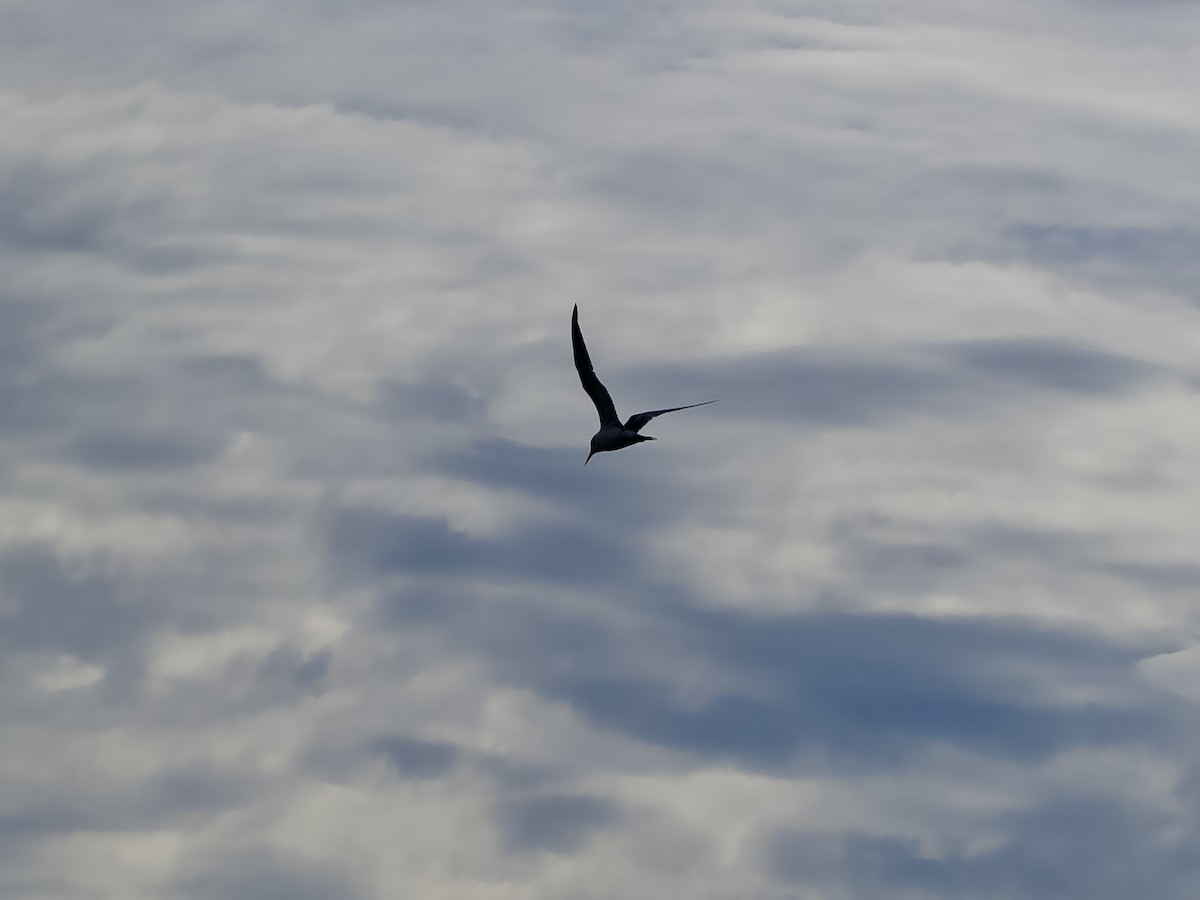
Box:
left=572, top=304, right=716, bottom=464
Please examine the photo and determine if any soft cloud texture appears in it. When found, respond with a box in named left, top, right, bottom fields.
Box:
left=3, top=1, right=1200, bottom=897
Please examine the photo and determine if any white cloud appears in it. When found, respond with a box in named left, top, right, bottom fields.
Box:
left=29, top=654, right=104, bottom=692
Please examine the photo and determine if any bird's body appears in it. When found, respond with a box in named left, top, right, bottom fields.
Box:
left=572, top=305, right=715, bottom=464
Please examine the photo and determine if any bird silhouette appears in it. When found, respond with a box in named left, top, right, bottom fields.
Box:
left=572, top=304, right=716, bottom=464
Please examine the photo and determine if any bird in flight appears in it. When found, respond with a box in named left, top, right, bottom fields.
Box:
left=572, top=304, right=716, bottom=464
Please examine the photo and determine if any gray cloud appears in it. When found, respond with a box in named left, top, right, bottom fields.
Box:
left=838, top=521, right=1200, bottom=600
left=328, top=505, right=635, bottom=587
left=1002, top=224, right=1200, bottom=302
left=946, top=337, right=1159, bottom=395
left=371, top=735, right=460, bottom=781
left=404, top=584, right=1169, bottom=768
left=766, top=789, right=1200, bottom=900
left=374, top=379, right=485, bottom=424
left=497, top=793, right=621, bottom=855
left=0, top=544, right=152, bottom=666
left=172, top=848, right=365, bottom=900
left=64, top=429, right=228, bottom=471
left=0, top=761, right=268, bottom=857
left=638, top=336, right=1163, bottom=429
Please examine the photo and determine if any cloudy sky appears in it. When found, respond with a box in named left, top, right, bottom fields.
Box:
left=4, top=1, right=1200, bottom=897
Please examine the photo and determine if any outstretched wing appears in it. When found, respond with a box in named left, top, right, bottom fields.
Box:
left=624, top=399, right=717, bottom=433
left=572, top=305, right=621, bottom=428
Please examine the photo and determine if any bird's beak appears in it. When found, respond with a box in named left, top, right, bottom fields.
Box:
left=585, top=450, right=595, bottom=465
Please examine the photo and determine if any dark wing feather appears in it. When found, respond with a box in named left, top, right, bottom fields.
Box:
left=624, top=399, right=717, bottom=433
left=572, top=305, right=620, bottom=428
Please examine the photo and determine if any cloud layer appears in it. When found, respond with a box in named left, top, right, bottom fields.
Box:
left=4, top=1, right=1200, bottom=897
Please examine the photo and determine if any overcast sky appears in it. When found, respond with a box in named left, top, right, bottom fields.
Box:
left=4, top=1, right=1200, bottom=897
